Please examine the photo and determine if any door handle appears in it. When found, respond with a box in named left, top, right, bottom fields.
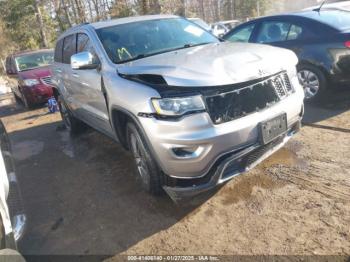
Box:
left=55, top=68, right=62, bottom=73
left=72, top=73, right=80, bottom=78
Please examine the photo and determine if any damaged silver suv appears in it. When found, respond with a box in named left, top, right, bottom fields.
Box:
left=52, top=15, right=304, bottom=199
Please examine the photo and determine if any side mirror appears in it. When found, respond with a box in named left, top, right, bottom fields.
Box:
left=71, top=52, right=99, bottom=70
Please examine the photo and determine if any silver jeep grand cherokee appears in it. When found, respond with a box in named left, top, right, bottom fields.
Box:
left=52, top=15, right=304, bottom=199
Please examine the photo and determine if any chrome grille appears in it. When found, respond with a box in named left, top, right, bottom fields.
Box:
left=41, top=76, right=53, bottom=86
left=282, top=72, right=293, bottom=92
left=205, top=72, right=292, bottom=125
left=271, top=75, right=287, bottom=98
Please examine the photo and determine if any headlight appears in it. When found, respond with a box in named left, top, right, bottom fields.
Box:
left=151, top=95, right=206, bottom=116
left=23, top=79, right=40, bottom=86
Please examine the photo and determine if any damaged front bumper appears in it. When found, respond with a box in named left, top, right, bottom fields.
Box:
left=163, top=120, right=301, bottom=201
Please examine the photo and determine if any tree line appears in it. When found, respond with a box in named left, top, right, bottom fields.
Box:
left=0, top=0, right=287, bottom=63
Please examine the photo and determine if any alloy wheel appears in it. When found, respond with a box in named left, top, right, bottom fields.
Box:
left=59, top=100, right=71, bottom=130
left=129, top=132, right=150, bottom=188
left=297, top=70, right=320, bottom=100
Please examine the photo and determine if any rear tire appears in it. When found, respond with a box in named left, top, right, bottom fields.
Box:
left=297, top=64, right=327, bottom=102
left=57, top=94, right=85, bottom=135
left=126, top=121, right=163, bottom=195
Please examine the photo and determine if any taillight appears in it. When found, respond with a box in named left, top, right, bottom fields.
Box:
left=345, top=41, right=350, bottom=48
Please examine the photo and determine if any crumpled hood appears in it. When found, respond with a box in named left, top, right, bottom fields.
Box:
left=118, top=42, right=298, bottom=87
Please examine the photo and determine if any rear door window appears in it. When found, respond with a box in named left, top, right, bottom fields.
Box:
left=287, top=24, right=303, bottom=40
left=62, top=34, right=76, bottom=64
left=225, top=24, right=255, bottom=42
left=256, top=21, right=290, bottom=43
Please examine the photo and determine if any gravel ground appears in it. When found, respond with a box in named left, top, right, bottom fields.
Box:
left=0, top=89, right=349, bottom=259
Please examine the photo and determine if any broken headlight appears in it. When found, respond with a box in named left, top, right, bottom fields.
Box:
left=151, top=95, right=205, bottom=116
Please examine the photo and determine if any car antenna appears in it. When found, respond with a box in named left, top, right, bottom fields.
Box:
left=313, top=0, right=327, bottom=13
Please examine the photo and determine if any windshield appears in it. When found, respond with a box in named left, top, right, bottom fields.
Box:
left=307, top=10, right=350, bottom=31
left=96, top=18, right=219, bottom=64
left=15, top=52, right=54, bottom=72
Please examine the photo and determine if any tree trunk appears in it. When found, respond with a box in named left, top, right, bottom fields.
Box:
left=149, top=0, right=161, bottom=14
left=140, top=0, right=148, bottom=15
left=91, top=0, right=101, bottom=21
left=198, top=0, right=205, bottom=20
left=61, top=0, right=73, bottom=27
left=178, top=0, right=186, bottom=16
left=74, top=0, right=86, bottom=23
left=87, top=0, right=94, bottom=22
left=68, top=0, right=79, bottom=24
left=34, top=0, right=48, bottom=48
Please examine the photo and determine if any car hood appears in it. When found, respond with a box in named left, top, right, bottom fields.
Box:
left=118, top=42, right=298, bottom=87
left=18, top=66, right=52, bottom=80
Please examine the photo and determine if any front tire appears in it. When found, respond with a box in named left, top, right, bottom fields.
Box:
left=13, top=92, right=21, bottom=104
left=57, top=94, right=85, bottom=135
left=21, top=92, right=32, bottom=109
left=126, top=122, right=163, bottom=195
left=297, top=64, right=327, bottom=102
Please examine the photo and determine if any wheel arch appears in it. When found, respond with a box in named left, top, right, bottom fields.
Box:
left=111, top=107, right=132, bottom=150
left=110, top=107, right=163, bottom=173
left=297, top=59, right=331, bottom=85
left=52, top=87, right=60, bottom=100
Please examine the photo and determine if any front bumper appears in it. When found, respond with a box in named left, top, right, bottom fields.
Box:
left=23, top=84, right=53, bottom=104
left=139, top=83, right=304, bottom=179
left=162, top=120, right=300, bottom=201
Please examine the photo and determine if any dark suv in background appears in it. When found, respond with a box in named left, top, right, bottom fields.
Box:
left=224, top=8, right=350, bottom=101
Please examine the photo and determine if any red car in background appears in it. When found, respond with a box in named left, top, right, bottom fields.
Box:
left=5, top=49, right=54, bottom=108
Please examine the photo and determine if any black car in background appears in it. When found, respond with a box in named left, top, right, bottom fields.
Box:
left=223, top=8, right=350, bottom=101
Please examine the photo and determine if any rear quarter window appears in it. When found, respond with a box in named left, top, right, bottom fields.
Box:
left=62, top=34, right=76, bottom=64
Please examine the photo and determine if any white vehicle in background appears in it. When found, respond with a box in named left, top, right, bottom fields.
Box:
left=188, top=17, right=212, bottom=32
left=0, top=120, right=26, bottom=256
left=212, top=20, right=240, bottom=37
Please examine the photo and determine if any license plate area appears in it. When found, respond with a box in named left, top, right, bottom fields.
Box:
left=259, top=113, right=287, bottom=145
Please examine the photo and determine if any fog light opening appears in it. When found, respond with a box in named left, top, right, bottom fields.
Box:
left=172, top=146, right=203, bottom=159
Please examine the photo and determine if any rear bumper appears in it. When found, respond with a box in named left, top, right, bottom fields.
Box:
left=163, top=120, right=301, bottom=201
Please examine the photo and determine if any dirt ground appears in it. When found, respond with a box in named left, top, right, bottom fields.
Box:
left=0, top=88, right=349, bottom=259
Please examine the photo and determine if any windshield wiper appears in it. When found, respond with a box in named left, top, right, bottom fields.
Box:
left=116, top=54, right=146, bottom=64
left=182, top=42, right=212, bottom=48
left=116, top=42, right=214, bottom=64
